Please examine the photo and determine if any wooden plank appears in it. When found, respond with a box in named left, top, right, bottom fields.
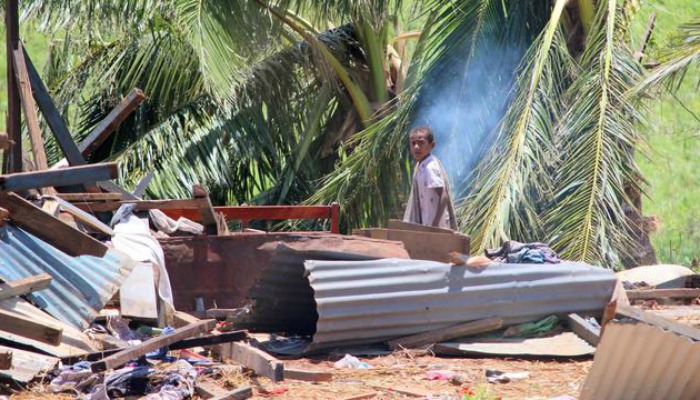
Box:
left=5, top=0, right=22, bottom=174
left=173, top=310, right=201, bottom=328
left=196, top=381, right=253, bottom=400
left=0, top=345, right=58, bottom=383
left=626, top=288, right=700, bottom=301
left=23, top=44, right=85, bottom=166
left=51, top=196, right=114, bottom=236
left=616, top=304, right=700, bottom=341
left=79, top=89, right=145, bottom=157
left=0, top=273, right=52, bottom=301
left=0, top=350, right=11, bottom=370
left=387, top=318, right=503, bottom=350
left=164, top=205, right=334, bottom=222
left=228, top=342, right=284, bottom=382
left=387, top=219, right=456, bottom=234
left=0, top=162, right=118, bottom=191
left=91, top=319, right=216, bottom=372
left=12, top=46, right=50, bottom=176
left=284, top=368, right=333, bottom=382
left=73, top=198, right=201, bottom=212
left=567, top=313, right=600, bottom=346
left=364, top=228, right=470, bottom=262
left=0, top=192, right=108, bottom=257
left=56, top=192, right=123, bottom=202
left=119, top=263, right=158, bottom=320
left=193, top=184, right=219, bottom=235
left=0, top=308, right=62, bottom=345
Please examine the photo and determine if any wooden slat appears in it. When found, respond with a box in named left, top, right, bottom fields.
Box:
left=284, top=368, right=333, bottom=382
left=228, top=342, right=284, bottom=382
left=12, top=46, right=50, bottom=176
left=56, top=192, right=123, bottom=202
left=0, top=162, right=118, bottom=192
left=0, top=350, right=11, bottom=370
left=51, top=196, right=114, bottom=236
left=196, top=381, right=253, bottom=400
left=79, top=89, right=145, bottom=157
left=567, top=313, right=600, bottom=346
left=616, top=304, right=700, bottom=341
left=5, top=0, right=22, bottom=174
left=0, top=192, right=108, bottom=257
left=0, top=345, right=58, bottom=383
left=387, top=318, right=503, bottom=350
left=91, top=319, right=216, bottom=372
left=0, top=308, right=62, bottom=345
left=73, top=198, right=201, bottom=212
left=626, top=288, right=700, bottom=301
left=387, top=219, right=456, bottom=234
left=0, top=273, right=52, bottom=301
left=193, top=184, right=219, bottom=235
left=23, top=44, right=85, bottom=166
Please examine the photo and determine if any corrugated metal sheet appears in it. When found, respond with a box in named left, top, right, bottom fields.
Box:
left=304, top=259, right=617, bottom=351
left=0, top=345, right=59, bottom=383
left=580, top=321, right=700, bottom=400
left=434, top=332, right=595, bottom=357
left=0, top=224, right=136, bottom=329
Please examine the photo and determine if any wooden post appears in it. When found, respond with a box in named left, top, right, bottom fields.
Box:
left=4, top=0, right=21, bottom=173
left=330, top=202, right=340, bottom=233
left=79, top=89, right=145, bottom=157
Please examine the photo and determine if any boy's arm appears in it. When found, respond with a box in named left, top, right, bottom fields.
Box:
left=431, top=187, right=449, bottom=227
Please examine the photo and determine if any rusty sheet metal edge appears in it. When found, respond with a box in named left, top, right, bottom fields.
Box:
left=580, top=321, right=700, bottom=400
left=303, top=258, right=617, bottom=352
left=0, top=224, right=137, bottom=329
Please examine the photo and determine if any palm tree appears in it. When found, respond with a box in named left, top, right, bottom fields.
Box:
left=23, top=0, right=651, bottom=268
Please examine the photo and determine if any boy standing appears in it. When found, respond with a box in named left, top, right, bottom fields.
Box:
left=403, top=126, right=458, bottom=230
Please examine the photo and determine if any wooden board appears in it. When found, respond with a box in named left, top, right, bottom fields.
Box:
left=56, top=192, right=123, bottom=202
left=119, top=263, right=158, bottom=320
left=0, top=162, right=118, bottom=191
left=0, top=350, right=11, bottom=370
left=626, top=288, right=700, bottom=300
left=0, top=345, right=58, bottom=383
left=196, top=381, right=253, bottom=400
left=387, top=219, right=456, bottom=234
left=567, top=313, right=601, bottom=346
left=193, top=184, right=219, bottom=235
left=0, top=308, right=62, bottom=345
left=0, top=273, right=52, bottom=301
left=91, top=319, right=216, bottom=372
left=226, top=342, right=284, bottom=382
left=358, top=228, right=470, bottom=262
left=387, top=318, right=503, bottom=350
left=284, top=368, right=333, bottom=382
left=0, top=192, right=108, bottom=257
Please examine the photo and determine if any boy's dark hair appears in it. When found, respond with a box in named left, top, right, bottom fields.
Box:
left=410, top=126, right=434, bottom=143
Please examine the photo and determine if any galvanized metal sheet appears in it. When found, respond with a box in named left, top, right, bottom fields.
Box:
left=304, top=259, right=617, bottom=351
left=0, top=345, right=59, bottom=383
left=0, top=224, right=136, bottom=329
left=434, top=332, right=595, bottom=357
left=580, top=321, right=700, bottom=400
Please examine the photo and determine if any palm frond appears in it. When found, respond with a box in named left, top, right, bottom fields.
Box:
left=544, top=0, right=644, bottom=267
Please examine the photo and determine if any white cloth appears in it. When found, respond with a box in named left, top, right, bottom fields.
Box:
left=413, top=154, right=451, bottom=228
left=111, top=215, right=174, bottom=308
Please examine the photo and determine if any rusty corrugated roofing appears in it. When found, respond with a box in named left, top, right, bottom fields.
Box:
left=580, top=321, right=700, bottom=400
left=0, top=224, right=136, bottom=329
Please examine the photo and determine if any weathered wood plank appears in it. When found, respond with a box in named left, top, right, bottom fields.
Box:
left=0, top=308, right=62, bottom=345
left=196, top=381, right=253, bottom=400
left=0, top=350, right=11, bottom=370
left=91, top=319, right=216, bottom=372
left=0, top=273, right=52, bottom=301
left=193, top=184, right=219, bottom=235
left=227, top=342, right=284, bottom=382
left=567, top=313, right=600, bottom=346
left=387, top=318, right=503, bottom=350
left=387, top=219, right=456, bottom=234
left=0, top=345, right=58, bottom=383
left=73, top=198, right=201, bottom=213
left=51, top=196, right=114, bottom=236
left=5, top=0, right=22, bottom=173
left=0, top=163, right=118, bottom=192
left=284, top=368, right=333, bottom=382
left=0, top=192, right=108, bottom=257
left=79, top=89, right=145, bottom=157
left=616, top=304, right=700, bottom=341
left=56, top=192, right=123, bottom=202
left=626, top=288, right=700, bottom=301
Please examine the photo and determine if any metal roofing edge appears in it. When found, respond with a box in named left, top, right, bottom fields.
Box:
left=303, top=259, right=617, bottom=351
left=0, top=224, right=137, bottom=330
left=580, top=321, right=700, bottom=400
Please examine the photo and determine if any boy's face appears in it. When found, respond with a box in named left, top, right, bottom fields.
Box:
left=409, top=131, right=434, bottom=162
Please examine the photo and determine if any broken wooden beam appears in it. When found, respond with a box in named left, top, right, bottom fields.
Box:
left=227, top=342, right=284, bottom=382
left=0, top=273, right=52, bottom=301
left=626, top=288, right=700, bottom=301
left=616, top=304, right=700, bottom=341
left=79, top=89, right=145, bottom=157
left=386, top=317, right=503, bottom=350
left=0, top=192, right=109, bottom=257
left=193, top=184, right=220, bottom=235
left=91, top=319, right=216, bottom=372
left=0, top=350, right=11, bottom=370
left=0, top=162, right=118, bottom=192
left=0, top=308, right=63, bottom=345
left=73, top=198, right=201, bottom=213
left=56, top=192, right=123, bottom=202
left=196, top=381, right=253, bottom=400
left=567, top=313, right=600, bottom=346
left=284, top=368, right=333, bottom=382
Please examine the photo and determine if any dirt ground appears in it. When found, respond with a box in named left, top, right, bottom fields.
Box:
left=211, top=352, right=592, bottom=400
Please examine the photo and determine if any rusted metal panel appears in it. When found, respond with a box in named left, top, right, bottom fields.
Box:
left=160, top=233, right=408, bottom=312
left=580, top=321, right=700, bottom=400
